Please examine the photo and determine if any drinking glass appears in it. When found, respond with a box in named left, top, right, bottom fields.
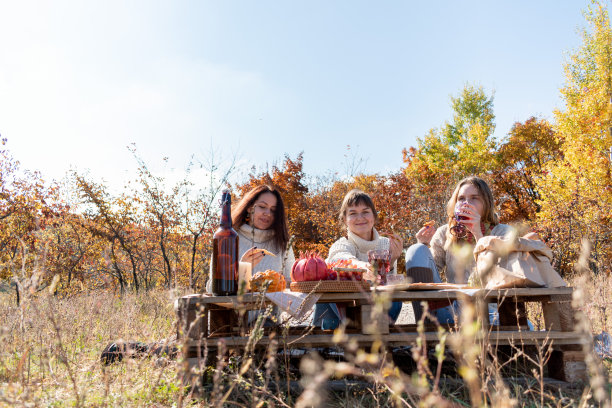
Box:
left=450, top=201, right=468, bottom=238
left=367, top=249, right=390, bottom=285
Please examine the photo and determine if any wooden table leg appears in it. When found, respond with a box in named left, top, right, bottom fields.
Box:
left=360, top=304, right=389, bottom=335
left=542, top=298, right=586, bottom=382
left=497, top=299, right=528, bottom=327
left=209, top=307, right=247, bottom=337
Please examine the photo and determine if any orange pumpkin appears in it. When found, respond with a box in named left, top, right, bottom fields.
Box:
left=250, top=270, right=286, bottom=293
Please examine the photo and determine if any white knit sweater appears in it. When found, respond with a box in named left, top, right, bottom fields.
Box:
left=206, top=224, right=295, bottom=293
left=235, top=224, right=295, bottom=281
left=326, top=228, right=398, bottom=276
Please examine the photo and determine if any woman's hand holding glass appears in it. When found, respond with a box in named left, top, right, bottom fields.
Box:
left=455, top=202, right=483, bottom=240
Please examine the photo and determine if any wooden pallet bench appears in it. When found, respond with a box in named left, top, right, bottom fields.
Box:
left=176, top=287, right=588, bottom=387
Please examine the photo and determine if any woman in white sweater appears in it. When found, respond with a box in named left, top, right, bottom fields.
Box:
left=405, top=176, right=513, bottom=323
left=314, top=189, right=403, bottom=330
left=206, top=185, right=295, bottom=293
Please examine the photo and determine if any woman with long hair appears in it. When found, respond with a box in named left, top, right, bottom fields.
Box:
left=405, top=176, right=513, bottom=323
left=206, top=185, right=295, bottom=292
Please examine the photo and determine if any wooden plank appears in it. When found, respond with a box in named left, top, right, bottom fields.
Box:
left=177, top=287, right=574, bottom=308
left=189, top=330, right=585, bottom=349
left=542, top=301, right=575, bottom=332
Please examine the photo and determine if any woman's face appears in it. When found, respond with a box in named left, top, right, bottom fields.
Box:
left=456, top=184, right=485, bottom=217
left=345, top=202, right=375, bottom=240
left=250, top=192, right=277, bottom=230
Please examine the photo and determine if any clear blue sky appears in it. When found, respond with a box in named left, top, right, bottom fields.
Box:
left=0, top=1, right=588, bottom=189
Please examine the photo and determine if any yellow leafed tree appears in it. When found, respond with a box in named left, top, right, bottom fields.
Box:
left=537, top=1, right=612, bottom=274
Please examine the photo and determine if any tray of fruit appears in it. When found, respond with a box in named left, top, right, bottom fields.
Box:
left=290, top=254, right=371, bottom=292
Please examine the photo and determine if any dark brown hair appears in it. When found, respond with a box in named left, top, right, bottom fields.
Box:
left=232, top=185, right=289, bottom=251
left=338, top=189, right=378, bottom=224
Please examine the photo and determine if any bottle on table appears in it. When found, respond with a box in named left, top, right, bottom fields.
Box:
left=211, top=189, right=239, bottom=295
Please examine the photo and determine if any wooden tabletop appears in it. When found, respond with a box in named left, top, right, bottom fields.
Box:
left=176, top=287, right=573, bottom=308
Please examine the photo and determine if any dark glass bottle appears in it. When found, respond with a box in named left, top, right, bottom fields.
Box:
left=211, top=189, right=239, bottom=295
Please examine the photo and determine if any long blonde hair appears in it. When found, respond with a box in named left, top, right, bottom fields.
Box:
left=446, top=176, right=499, bottom=244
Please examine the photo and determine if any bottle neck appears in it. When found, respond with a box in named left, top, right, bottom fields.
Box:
left=220, top=192, right=232, bottom=228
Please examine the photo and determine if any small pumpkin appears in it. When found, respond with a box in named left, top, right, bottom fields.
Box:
left=250, top=270, right=286, bottom=293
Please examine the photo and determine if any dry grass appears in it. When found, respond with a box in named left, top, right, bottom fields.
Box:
left=1, top=264, right=612, bottom=407
left=0, top=289, right=181, bottom=407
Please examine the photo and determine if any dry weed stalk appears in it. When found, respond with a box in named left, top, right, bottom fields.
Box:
left=573, top=239, right=611, bottom=407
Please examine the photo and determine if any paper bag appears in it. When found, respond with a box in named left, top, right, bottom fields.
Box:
left=474, top=236, right=566, bottom=289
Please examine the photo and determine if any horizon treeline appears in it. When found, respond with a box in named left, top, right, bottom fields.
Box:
left=0, top=3, right=610, bottom=296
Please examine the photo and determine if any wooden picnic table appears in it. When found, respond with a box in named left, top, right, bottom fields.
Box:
left=176, top=286, right=587, bottom=386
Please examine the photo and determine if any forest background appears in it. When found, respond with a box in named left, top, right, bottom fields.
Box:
left=0, top=3, right=611, bottom=300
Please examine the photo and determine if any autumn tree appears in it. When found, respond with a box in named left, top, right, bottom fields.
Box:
left=537, top=1, right=612, bottom=275
left=178, top=150, right=236, bottom=290
left=130, top=148, right=183, bottom=288
left=492, top=117, right=562, bottom=222
left=73, top=173, right=141, bottom=292
left=405, top=84, right=497, bottom=184
left=0, top=139, right=68, bottom=301
left=42, top=212, right=106, bottom=294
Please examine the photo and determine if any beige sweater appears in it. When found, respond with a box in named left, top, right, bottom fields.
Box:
left=327, top=228, right=398, bottom=276
left=430, top=223, right=514, bottom=284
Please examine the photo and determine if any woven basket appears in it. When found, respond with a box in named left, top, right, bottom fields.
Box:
left=290, top=280, right=371, bottom=293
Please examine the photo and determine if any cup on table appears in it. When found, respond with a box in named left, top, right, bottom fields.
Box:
left=386, top=274, right=406, bottom=285
left=367, top=249, right=390, bottom=285
left=238, top=262, right=252, bottom=291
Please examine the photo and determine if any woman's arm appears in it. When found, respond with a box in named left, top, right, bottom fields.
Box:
left=430, top=226, right=447, bottom=273
left=327, top=238, right=370, bottom=270
left=490, top=224, right=516, bottom=239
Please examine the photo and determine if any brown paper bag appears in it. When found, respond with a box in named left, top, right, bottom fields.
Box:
left=474, top=236, right=566, bottom=289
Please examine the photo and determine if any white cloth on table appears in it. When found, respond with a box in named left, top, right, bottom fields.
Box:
left=265, top=290, right=321, bottom=320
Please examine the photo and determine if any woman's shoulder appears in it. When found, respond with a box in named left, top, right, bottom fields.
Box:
left=327, top=236, right=358, bottom=261
left=330, top=236, right=352, bottom=249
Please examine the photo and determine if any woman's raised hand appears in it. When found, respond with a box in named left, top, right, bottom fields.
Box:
left=456, top=202, right=483, bottom=240
left=416, top=223, right=436, bottom=246
left=240, top=247, right=266, bottom=267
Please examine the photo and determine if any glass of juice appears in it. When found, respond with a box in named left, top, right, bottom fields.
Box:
left=450, top=201, right=468, bottom=238
left=367, top=249, right=390, bottom=285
